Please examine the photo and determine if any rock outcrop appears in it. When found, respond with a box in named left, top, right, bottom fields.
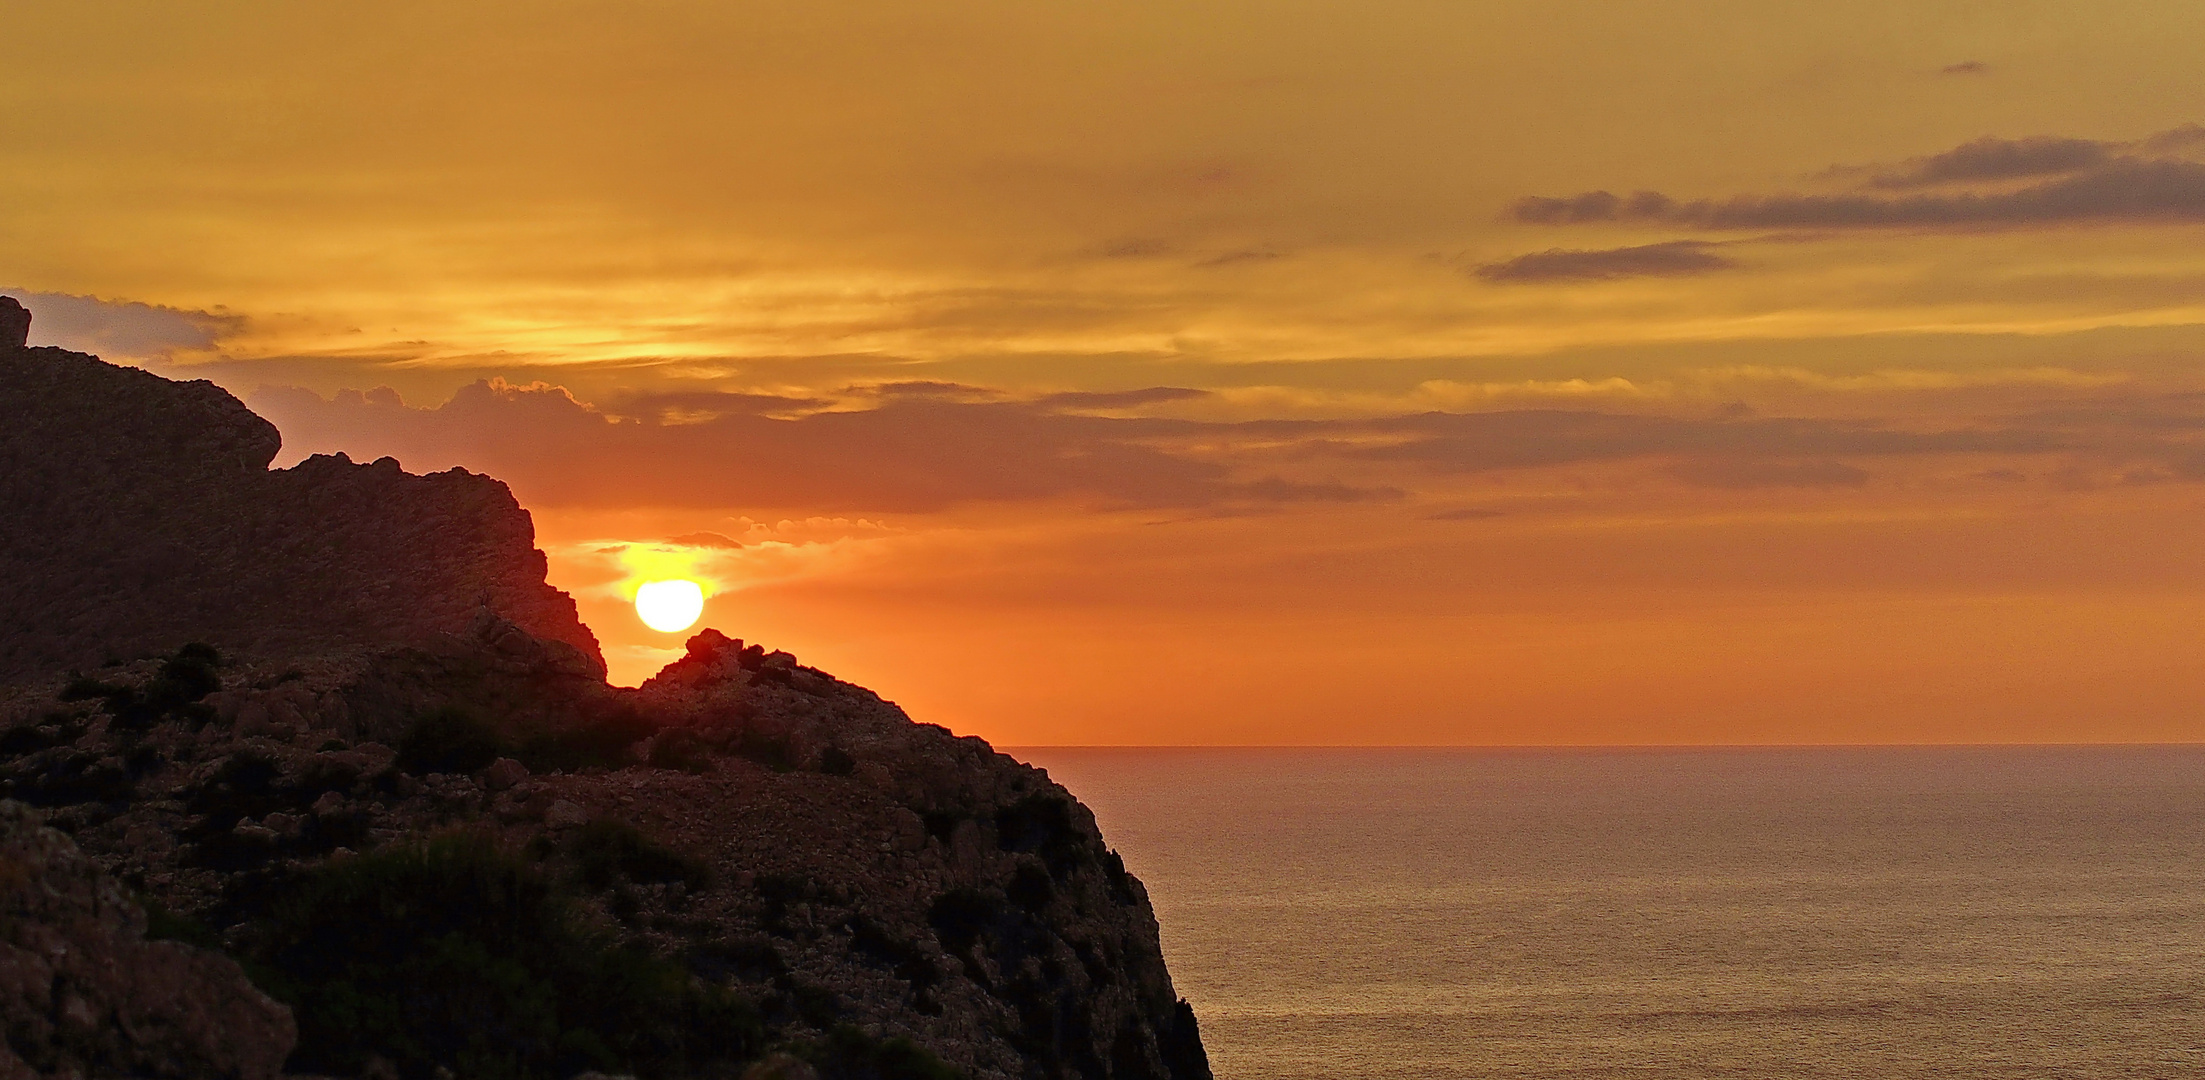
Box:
left=0, top=334, right=603, bottom=684
left=0, top=800, right=297, bottom=1080
left=0, top=298, right=26, bottom=348
left=0, top=301, right=1210, bottom=1080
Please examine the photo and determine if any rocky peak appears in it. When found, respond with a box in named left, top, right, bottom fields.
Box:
left=0, top=315, right=602, bottom=683
left=0, top=296, right=27, bottom=347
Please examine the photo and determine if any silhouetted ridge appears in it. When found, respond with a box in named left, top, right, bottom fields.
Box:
left=0, top=313, right=603, bottom=683
left=0, top=298, right=1211, bottom=1080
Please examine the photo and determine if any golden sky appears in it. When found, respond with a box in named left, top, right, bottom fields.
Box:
left=10, top=1, right=2205, bottom=743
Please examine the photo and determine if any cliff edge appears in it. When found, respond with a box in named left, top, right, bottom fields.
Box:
left=0, top=308, right=1210, bottom=1080
left=0, top=340, right=604, bottom=684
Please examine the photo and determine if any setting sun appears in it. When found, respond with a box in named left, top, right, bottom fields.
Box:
left=634, top=578, right=704, bottom=633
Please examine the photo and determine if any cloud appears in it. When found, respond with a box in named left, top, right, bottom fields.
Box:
left=4, top=290, right=242, bottom=360
left=1510, top=126, right=2205, bottom=230
left=1940, top=61, right=1988, bottom=76
left=249, top=378, right=1389, bottom=513
left=1342, top=410, right=2061, bottom=472
left=1196, top=249, right=1288, bottom=268
left=1035, top=387, right=1210, bottom=410
left=1867, top=136, right=2111, bottom=189
left=1474, top=241, right=1736, bottom=283
left=1426, top=507, right=1504, bottom=521
left=666, top=531, right=745, bottom=548
left=248, top=376, right=2205, bottom=515
left=599, top=389, right=829, bottom=422
left=1668, top=459, right=1870, bottom=489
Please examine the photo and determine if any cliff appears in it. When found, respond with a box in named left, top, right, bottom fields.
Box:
left=0, top=342, right=604, bottom=684
left=0, top=313, right=1210, bottom=1080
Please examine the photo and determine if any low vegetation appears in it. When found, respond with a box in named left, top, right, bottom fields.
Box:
left=244, top=830, right=763, bottom=1080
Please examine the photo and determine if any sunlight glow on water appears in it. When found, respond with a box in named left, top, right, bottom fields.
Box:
left=1018, top=747, right=2205, bottom=1080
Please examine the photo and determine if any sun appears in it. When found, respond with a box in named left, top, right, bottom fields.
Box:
left=634, top=579, right=705, bottom=633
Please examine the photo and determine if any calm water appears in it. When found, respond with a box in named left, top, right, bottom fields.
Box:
left=1012, top=747, right=2205, bottom=1080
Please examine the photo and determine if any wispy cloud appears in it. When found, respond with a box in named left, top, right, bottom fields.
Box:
left=1474, top=241, right=1737, bottom=283
left=1510, top=125, right=2205, bottom=231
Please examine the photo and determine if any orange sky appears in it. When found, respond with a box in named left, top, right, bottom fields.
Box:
left=8, top=1, right=2205, bottom=743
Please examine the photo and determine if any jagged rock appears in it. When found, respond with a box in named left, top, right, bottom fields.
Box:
left=0, top=335, right=603, bottom=684
left=0, top=800, right=296, bottom=1080
left=0, top=315, right=1213, bottom=1080
left=0, top=297, right=26, bottom=348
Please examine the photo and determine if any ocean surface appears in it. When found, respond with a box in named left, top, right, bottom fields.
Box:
left=1011, top=747, right=2205, bottom=1080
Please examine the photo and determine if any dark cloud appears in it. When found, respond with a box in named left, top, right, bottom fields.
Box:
left=1868, top=136, right=2111, bottom=189
left=1669, top=459, right=1869, bottom=490
left=1475, top=241, right=1736, bottom=283
left=854, top=381, right=1005, bottom=400
left=1511, top=126, right=2205, bottom=230
left=1035, top=387, right=1210, bottom=410
left=1426, top=507, right=1504, bottom=521
left=1510, top=191, right=1673, bottom=225
left=1941, top=60, right=1988, bottom=76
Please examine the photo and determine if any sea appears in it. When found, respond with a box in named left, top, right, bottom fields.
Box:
left=1012, top=747, right=2205, bottom=1080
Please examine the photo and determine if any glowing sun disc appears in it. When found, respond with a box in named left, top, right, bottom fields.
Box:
left=635, top=579, right=705, bottom=633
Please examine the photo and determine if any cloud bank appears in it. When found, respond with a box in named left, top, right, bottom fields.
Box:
left=243, top=377, right=2205, bottom=512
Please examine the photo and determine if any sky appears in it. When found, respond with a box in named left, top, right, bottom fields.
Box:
left=8, top=1, right=2205, bottom=744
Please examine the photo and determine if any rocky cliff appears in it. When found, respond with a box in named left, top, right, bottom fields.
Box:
left=0, top=310, right=1210, bottom=1080
left=0, top=341, right=604, bottom=685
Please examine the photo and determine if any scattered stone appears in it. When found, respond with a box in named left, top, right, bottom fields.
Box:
left=544, top=798, right=589, bottom=828
left=482, top=755, right=529, bottom=791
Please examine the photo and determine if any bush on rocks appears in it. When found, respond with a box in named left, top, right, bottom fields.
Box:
left=247, top=829, right=763, bottom=1080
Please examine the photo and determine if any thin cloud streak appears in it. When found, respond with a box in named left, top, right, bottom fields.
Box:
left=1475, top=241, right=1737, bottom=283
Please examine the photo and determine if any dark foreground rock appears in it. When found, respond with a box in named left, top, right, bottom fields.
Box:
left=0, top=800, right=296, bottom=1080
left=0, top=310, right=1210, bottom=1080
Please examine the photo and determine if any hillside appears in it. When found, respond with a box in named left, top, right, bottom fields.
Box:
left=0, top=303, right=1211, bottom=1080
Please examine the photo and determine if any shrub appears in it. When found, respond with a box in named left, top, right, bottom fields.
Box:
left=396, top=708, right=503, bottom=775
left=511, top=709, right=656, bottom=773
left=563, top=819, right=712, bottom=892
left=248, top=831, right=762, bottom=1080
left=801, top=1024, right=964, bottom=1080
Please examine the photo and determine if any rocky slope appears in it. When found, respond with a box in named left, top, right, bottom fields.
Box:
left=0, top=800, right=296, bottom=1080
left=0, top=309, right=1210, bottom=1080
